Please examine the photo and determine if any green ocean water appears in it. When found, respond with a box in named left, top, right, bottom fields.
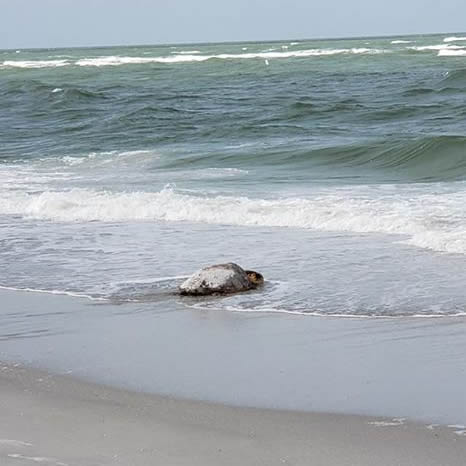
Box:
left=1, top=33, right=466, bottom=316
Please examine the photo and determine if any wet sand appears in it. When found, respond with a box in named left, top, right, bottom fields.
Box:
left=1, top=289, right=466, bottom=425
left=1, top=362, right=466, bottom=466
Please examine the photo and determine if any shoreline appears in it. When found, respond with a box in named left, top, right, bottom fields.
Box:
left=1, top=288, right=466, bottom=426
left=1, top=362, right=465, bottom=466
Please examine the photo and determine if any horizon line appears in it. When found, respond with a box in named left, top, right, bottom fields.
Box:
left=2, top=30, right=465, bottom=52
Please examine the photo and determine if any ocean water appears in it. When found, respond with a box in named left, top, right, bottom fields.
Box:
left=1, top=33, right=466, bottom=318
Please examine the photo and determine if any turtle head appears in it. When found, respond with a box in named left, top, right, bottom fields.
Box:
left=245, top=270, right=264, bottom=287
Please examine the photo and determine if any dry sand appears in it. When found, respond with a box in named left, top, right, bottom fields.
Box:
left=0, top=362, right=465, bottom=466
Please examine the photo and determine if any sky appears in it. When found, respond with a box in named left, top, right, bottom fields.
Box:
left=1, top=0, right=465, bottom=49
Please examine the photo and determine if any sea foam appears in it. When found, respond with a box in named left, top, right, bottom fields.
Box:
left=444, top=36, right=466, bottom=42
left=73, top=49, right=385, bottom=67
left=438, top=49, right=466, bottom=57
left=1, top=59, right=69, bottom=69
left=1, top=49, right=386, bottom=70
left=2, top=186, right=466, bottom=255
left=408, top=44, right=464, bottom=51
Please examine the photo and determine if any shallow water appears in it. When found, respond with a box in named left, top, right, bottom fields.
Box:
left=1, top=33, right=466, bottom=317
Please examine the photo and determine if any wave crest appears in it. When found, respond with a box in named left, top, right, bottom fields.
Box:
left=2, top=48, right=387, bottom=70
left=438, top=49, right=466, bottom=57
left=2, top=184, right=466, bottom=254
left=1, top=59, right=69, bottom=69
left=444, top=36, right=466, bottom=42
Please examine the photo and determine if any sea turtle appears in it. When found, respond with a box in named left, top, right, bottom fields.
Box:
left=179, top=263, right=264, bottom=296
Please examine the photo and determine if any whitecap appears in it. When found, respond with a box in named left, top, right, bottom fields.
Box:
left=444, top=36, right=466, bottom=42
left=75, top=55, right=211, bottom=66
left=408, top=44, right=464, bottom=51
left=408, top=45, right=447, bottom=51
left=391, top=40, right=412, bottom=44
left=1, top=59, right=69, bottom=69
left=52, top=88, right=63, bottom=93
left=438, top=49, right=466, bottom=57
left=172, top=50, right=201, bottom=55
left=73, top=48, right=386, bottom=67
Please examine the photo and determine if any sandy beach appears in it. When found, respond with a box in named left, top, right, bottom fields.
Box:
left=2, top=288, right=466, bottom=425
left=1, top=289, right=466, bottom=464
left=2, top=18, right=466, bottom=466
left=1, top=362, right=465, bottom=466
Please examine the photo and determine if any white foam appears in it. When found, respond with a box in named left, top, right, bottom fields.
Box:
left=58, top=149, right=157, bottom=167
left=438, top=49, right=466, bottom=57
left=7, top=454, right=68, bottom=465
left=408, top=44, right=464, bottom=53
left=444, top=36, right=466, bottom=42
left=1, top=59, right=69, bottom=69
left=75, top=55, right=211, bottom=66
left=391, top=40, right=412, bottom=44
left=189, top=168, right=249, bottom=179
left=0, top=439, right=33, bottom=447
left=192, top=303, right=466, bottom=319
left=75, top=49, right=385, bottom=67
left=2, top=186, right=466, bottom=254
left=0, top=49, right=387, bottom=70
left=0, top=285, right=106, bottom=301
left=369, top=418, right=406, bottom=427
left=409, top=45, right=448, bottom=51
left=426, top=424, right=440, bottom=430
left=448, top=424, right=466, bottom=436
left=172, top=50, right=201, bottom=54
left=52, top=88, right=62, bottom=93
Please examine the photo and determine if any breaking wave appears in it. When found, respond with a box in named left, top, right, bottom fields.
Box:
left=408, top=44, right=464, bottom=52
left=1, top=183, right=466, bottom=254
left=444, top=36, right=466, bottom=42
left=439, top=49, right=466, bottom=57
left=1, top=48, right=387, bottom=69
left=1, top=59, right=69, bottom=69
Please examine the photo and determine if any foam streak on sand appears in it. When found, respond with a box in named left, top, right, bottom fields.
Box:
left=0, top=285, right=106, bottom=301
left=7, top=454, right=68, bottom=465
